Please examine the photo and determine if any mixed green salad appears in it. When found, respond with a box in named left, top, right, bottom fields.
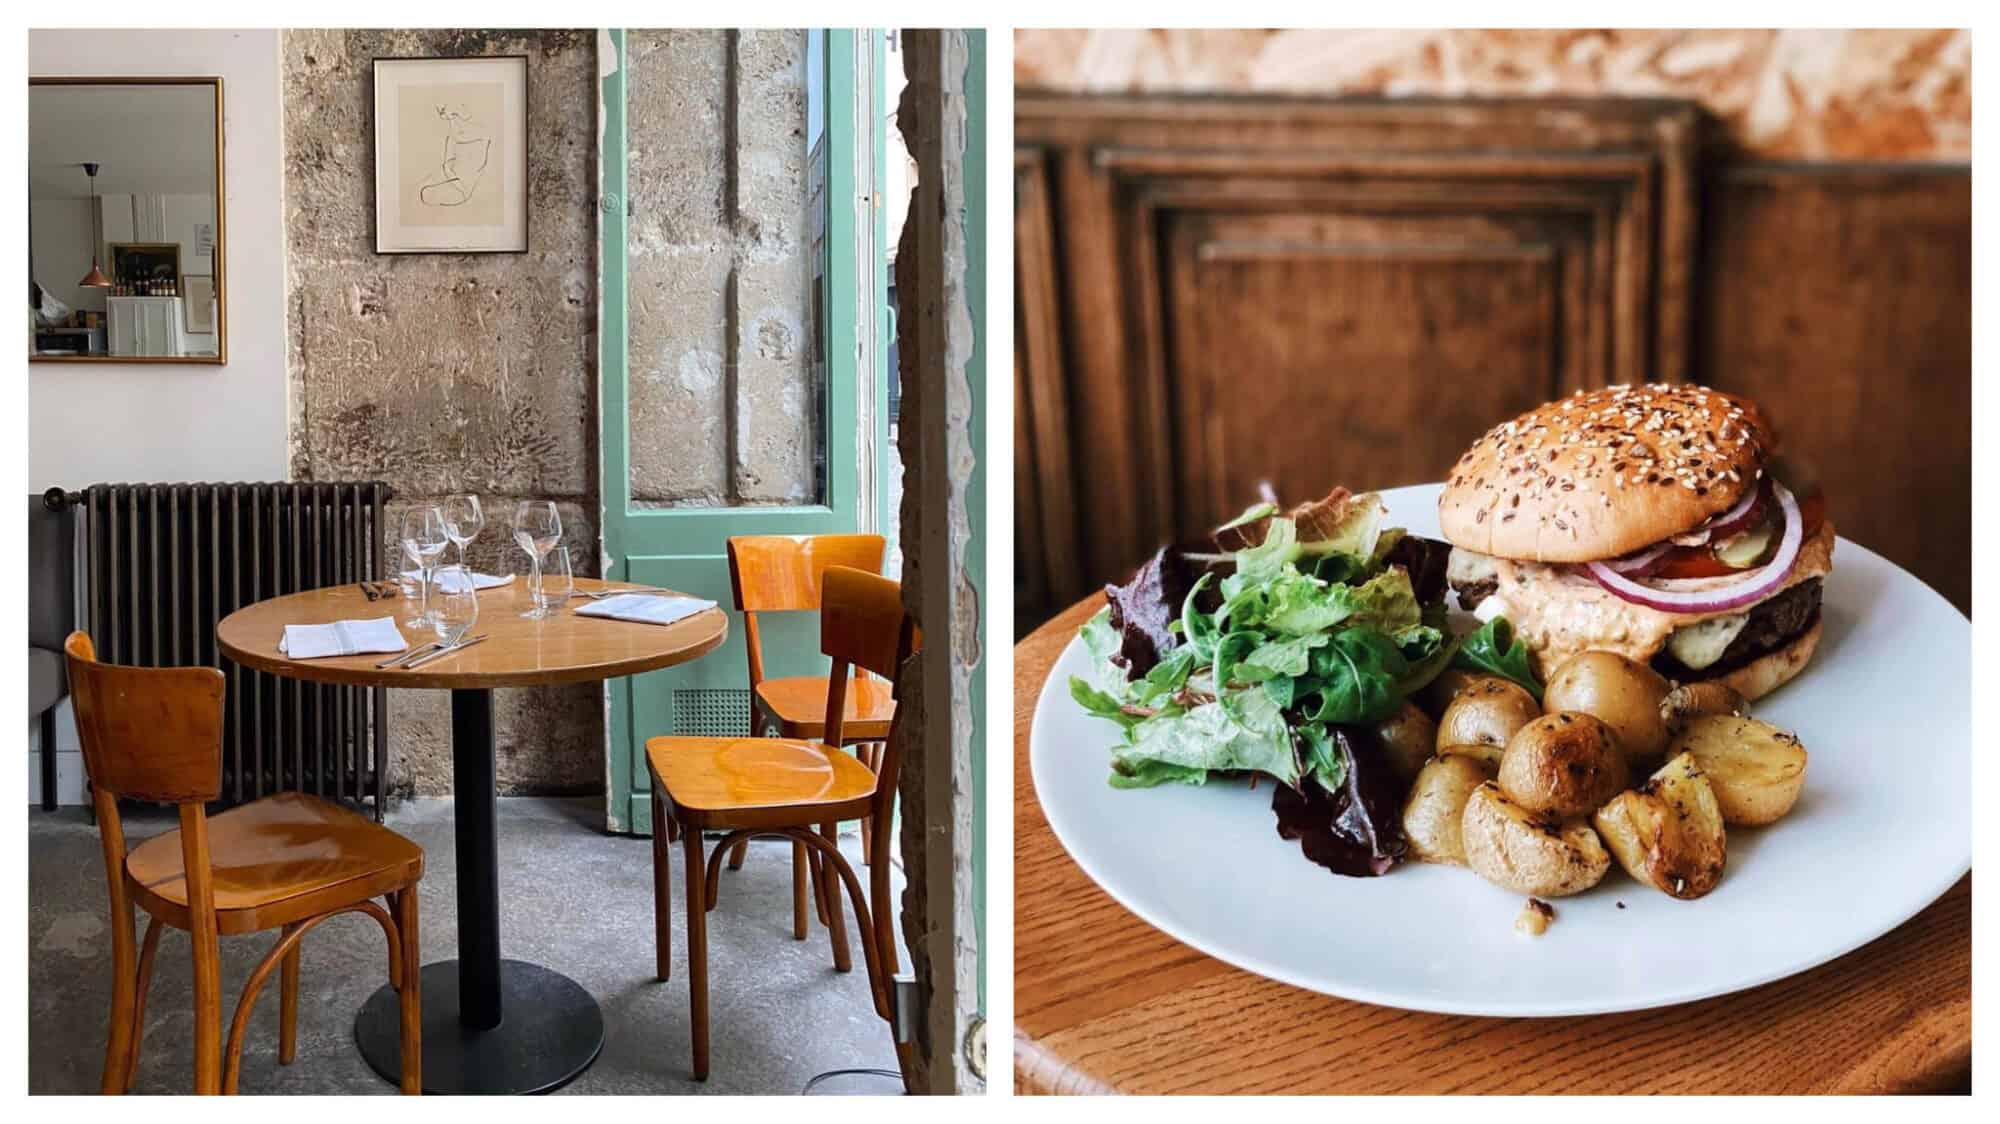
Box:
left=1068, top=488, right=1541, bottom=877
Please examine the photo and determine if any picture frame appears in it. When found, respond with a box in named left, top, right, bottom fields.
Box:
left=182, top=274, right=216, bottom=333
left=109, top=242, right=181, bottom=291
left=371, top=55, right=529, bottom=254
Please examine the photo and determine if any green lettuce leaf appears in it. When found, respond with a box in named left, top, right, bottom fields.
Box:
left=1302, top=629, right=1410, bottom=724
left=1111, top=685, right=1300, bottom=788
left=1453, top=616, right=1543, bottom=701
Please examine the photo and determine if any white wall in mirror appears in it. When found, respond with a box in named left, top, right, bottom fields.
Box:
left=27, top=28, right=285, bottom=487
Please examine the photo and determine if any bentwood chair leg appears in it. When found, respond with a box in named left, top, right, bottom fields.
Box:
left=121, top=917, right=162, bottom=1093
left=101, top=917, right=138, bottom=1095
left=394, top=888, right=422, bottom=1095
left=279, top=923, right=301, bottom=1065
left=819, top=821, right=853, bottom=973
left=190, top=930, right=222, bottom=1094
left=682, top=827, right=710, bottom=1082
left=726, top=837, right=749, bottom=870
left=858, top=747, right=875, bottom=865
left=651, top=780, right=673, bottom=981
left=791, top=840, right=809, bottom=940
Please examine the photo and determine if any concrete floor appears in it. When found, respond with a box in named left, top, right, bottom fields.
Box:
left=28, top=797, right=906, bottom=1095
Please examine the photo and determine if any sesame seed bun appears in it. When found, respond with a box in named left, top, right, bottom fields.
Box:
left=1439, top=384, right=1775, bottom=562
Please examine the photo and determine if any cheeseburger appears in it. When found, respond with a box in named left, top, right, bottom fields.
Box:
left=1439, top=384, right=1831, bottom=699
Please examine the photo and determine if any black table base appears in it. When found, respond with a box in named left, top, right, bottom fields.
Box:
left=355, top=959, right=605, bottom=1094
left=354, top=688, right=604, bottom=1094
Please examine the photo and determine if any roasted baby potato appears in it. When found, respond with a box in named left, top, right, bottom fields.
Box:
left=1437, top=678, right=1541, bottom=750
left=1543, top=650, right=1672, bottom=760
left=1668, top=715, right=1808, bottom=826
left=1374, top=702, right=1439, bottom=784
left=1401, top=755, right=1491, bottom=865
left=1660, top=681, right=1750, bottom=737
left=1498, top=712, right=1629, bottom=817
left=1416, top=667, right=1486, bottom=718
left=1593, top=752, right=1728, bottom=900
left=1438, top=741, right=1506, bottom=772
left=1461, top=782, right=1611, bottom=897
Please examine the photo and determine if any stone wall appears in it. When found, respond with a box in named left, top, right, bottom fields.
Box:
left=1015, top=29, right=1970, bottom=160
left=893, top=29, right=984, bottom=1095
left=625, top=30, right=817, bottom=507
left=283, top=29, right=819, bottom=796
left=284, top=29, right=601, bottom=795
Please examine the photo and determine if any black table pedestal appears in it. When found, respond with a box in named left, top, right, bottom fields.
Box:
left=353, top=688, right=605, bottom=1094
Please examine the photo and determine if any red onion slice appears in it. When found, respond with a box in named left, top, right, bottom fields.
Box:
left=1604, top=541, right=1673, bottom=575
left=1584, top=482, right=1803, bottom=614
left=1702, top=480, right=1770, bottom=540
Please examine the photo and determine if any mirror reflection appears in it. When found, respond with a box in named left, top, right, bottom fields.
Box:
left=28, top=79, right=224, bottom=362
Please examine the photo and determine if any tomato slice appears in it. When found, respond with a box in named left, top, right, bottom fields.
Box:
left=1644, top=488, right=1826, bottom=580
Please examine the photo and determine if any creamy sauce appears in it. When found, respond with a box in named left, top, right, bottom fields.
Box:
left=1472, top=524, right=1835, bottom=675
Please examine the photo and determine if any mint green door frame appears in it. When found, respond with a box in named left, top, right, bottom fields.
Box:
left=598, top=29, right=882, bottom=834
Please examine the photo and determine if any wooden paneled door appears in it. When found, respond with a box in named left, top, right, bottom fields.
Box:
left=1014, top=94, right=1700, bottom=628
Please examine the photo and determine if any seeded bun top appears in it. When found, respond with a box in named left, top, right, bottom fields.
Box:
left=1439, top=384, right=1774, bottom=563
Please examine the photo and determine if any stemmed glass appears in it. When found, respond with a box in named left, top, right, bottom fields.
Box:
left=431, top=564, right=480, bottom=649
left=442, top=494, right=484, bottom=567
left=512, top=501, right=562, bottom=619
left=399, top=507, right=450, bottom=628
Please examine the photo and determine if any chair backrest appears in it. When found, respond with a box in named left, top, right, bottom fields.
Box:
left=29, top=496, right=76, bottom=652
left=64, top=631, right=228, bottom=1022
left=725, top=534, right=886, bottom=688
left=65, top=631, right=226, bottom=806
left=816, top=567, right=919, bottom=847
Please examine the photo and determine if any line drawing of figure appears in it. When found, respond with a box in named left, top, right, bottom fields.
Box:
left=417, top=102, right=492, bottom=207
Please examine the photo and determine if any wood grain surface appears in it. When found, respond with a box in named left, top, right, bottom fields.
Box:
left=1014, top=596, right=1971, bottom=1095
left=216, top=578, right=727, bottom=689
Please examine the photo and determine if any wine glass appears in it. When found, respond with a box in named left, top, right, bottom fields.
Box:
left=442, top=494, right=484, bottom=567
left=399, top=507, right=450, bottom=627
left=431, top=564, right=480, bottom=648
left=543, top=545, right=576, bottom=607
left=512, top=501, right=562, bottom=619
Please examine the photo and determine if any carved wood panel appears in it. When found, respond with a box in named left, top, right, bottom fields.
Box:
left=1014, top=94, right=1700, bottom=627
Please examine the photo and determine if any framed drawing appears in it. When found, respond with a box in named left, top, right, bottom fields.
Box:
left=182, top=275, right=216, bottom=333
left=110, top=242, right=181, bottom=291
left=372, top=55, right=529, bottom=254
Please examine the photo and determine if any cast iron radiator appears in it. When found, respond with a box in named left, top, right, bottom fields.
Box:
left=45, top=482, right=396, bottom=819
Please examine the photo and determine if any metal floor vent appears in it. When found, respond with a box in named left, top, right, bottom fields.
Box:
left=674, top=688, right=751, bottom=737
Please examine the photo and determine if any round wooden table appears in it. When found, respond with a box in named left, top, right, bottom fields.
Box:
left=1014, top=596, right=1971, bottom=1095
left=218, top=577, right=727, bottom=1094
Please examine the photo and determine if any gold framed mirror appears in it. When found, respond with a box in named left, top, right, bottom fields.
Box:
left=29, top=76, right=226, bottom=364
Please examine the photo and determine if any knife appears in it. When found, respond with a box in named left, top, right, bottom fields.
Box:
left=403, top=634, right=489, bottom=669
left=375, top=640, right=443, bottom=669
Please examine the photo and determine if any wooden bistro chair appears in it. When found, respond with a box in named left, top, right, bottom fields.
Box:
left=64, top=632, right=425, bottom=1095
left=715, top=533, right=895, bottom=943
left=648, top=566, right=917, bottom=1083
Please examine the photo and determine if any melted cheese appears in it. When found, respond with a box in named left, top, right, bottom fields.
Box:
left=1477, top=523, right=1836, bottom=675
left=1666, top=613, right=1751, bottom=670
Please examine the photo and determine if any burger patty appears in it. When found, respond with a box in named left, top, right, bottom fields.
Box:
left=1448, top=573, right=1823, bottom=679
left=1653, top=578, right=1822, bottom=680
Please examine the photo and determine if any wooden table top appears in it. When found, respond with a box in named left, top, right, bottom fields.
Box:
left=1014, top=595, right=1972, bottom=1095
left=217, top=577, right=728, bottom=689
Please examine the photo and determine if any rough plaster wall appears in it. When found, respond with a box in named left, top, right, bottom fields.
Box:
left=892, top=29, right=982, bottom=1095
left=625, top=30, right=816, bottom=507
left=283, top=29, right=602, bottom=796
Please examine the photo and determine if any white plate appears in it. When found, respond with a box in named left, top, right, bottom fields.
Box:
left=1030, top=482, right=1970, bottom=1017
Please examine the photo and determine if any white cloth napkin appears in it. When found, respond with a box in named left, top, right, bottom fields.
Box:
left=574, top=593, right=716, bottom=627
left=279, top=617, right=408, bottom=659
left=401, top=570, right=514, bottom=593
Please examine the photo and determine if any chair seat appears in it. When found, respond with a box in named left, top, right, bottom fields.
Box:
left=648, top=736, right=877, bottom=826
left=755, top=675, right=895, bottom=740
left=125, top=792, right=423, bottom=934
